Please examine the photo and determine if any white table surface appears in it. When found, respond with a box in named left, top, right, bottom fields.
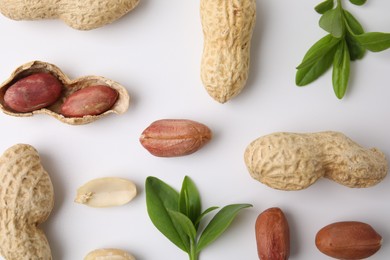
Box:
left=1, top=1, right=389, bottom=259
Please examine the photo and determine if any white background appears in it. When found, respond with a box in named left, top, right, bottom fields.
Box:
left=0, top=0, right=389, bottom=259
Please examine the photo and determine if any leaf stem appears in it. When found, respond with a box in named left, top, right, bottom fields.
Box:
left=189, top=239, right=198, bottom=260
left=337, top=0, right=342, bottom=8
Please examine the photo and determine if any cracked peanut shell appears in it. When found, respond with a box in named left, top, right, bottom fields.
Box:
left=0, top=60, right=130, bottom=125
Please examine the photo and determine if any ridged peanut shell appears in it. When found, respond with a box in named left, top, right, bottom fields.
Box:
left=244, top=131, right=388, bottom=190
left=315, top=221, right=382, bottom=259
left=200, top=0, right=256, bottom=103
left=0, top=60, right=130, bottom=125
left=0, top=144, right=54, bottom=260
left=0, top=0, right=140, bottom=30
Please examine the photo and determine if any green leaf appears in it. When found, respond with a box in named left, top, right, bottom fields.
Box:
left=315, top=0, right=334, bottom=14
left=345, top=33, right=366, bottom=60
left=145, top=177, right=189, bottom=252
left=194, top=206, right=219, bottom=227
left=296, top=45, right=337, bottom=86
left=355, top=32, right=390, bottom=52
left=343, top=10, right=366, bottom=60
left=349, top=0, right=367, bottom=6
left=332, top=40, right=350, bottom=99
left=319, top=8, right=344, bottom=38
left=297, top=34, right=341, bottom=69
left=179, top=176, right=202, bottom=228
left=168, top=210, right=197, bottom=242
left=196, top=204, right=252, bottom=253
left=343, top=10, right=364, bottom=35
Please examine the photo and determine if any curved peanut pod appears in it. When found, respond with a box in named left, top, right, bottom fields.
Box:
left=0, top=0, right=140, bottom=30
left=244, top=131, right=388, bottom=190
left=0, top=144, right=54, bottom=260
left=200, top=0, right=256, bottom=103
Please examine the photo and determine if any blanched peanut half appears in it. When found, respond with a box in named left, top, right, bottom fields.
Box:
left=75, top=177, right=137, bottom=207
left=84, top=248, right=136, bottom=260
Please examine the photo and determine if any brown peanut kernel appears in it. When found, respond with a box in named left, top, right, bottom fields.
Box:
left=4, top=72, right=62, bottom=112
left=255, top=207, right=290, bottom=260
left=316, top=221, right=382, bottom=259
left=60, top=85, right=119, bottom=117
left=140, top=119, right=212, bottom=157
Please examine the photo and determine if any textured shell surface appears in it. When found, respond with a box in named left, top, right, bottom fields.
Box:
left=0, top=0, right=140, bottom=30
left=244, top=131, right=388, bottom=190
left=200, top=0, right=256, bottom=103
left=0, top=144, right=54, bottom=260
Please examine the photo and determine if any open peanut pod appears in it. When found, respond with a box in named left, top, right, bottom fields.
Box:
left=0, top=0, right=140, bottom=30
left=0, top=61, right=130, bottom=125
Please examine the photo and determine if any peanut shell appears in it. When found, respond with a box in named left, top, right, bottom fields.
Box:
left=244, top=131, right=388, bottom=190
left=0, top=60, right=130, bottom=125
left=200, top=0, right=256, bottom=103
left=0, top=144, right=54, bottom=260
left=0, top=0, right=140, bottom=30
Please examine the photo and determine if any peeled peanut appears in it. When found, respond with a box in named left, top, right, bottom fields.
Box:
left=75, top=177, right=137, bottom=208
left=61, top=85, right=119, bottom=117
left=244, top=131, right=388, bottom=190
left=0, top=61, right=130, bottom=125
left=0, top=0, right=140, bottom=30
left=4, top=72, right=62, bottom=112
left=316, top=221, right=382, bottom=259
left=139, top=119, right=212, bottom=157
left=255, top=207, right=290, bottom=260
left=85, top=248, right=136, bottom=260
left=200, top=0, right=256, bottom=103
left=0, top=144, right=54, bottom=260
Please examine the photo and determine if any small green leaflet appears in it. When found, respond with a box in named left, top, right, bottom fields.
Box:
left=296, top=34, right=340, bottom=69
left=332, top=40, right=351, bottom=99
left=145, top=176, right=252, bottom=260
left=319, top=8, right=344, bottom=38
left=296, top=0, right=390, bottom=99
left=179, top=176, right=201, bottom=228
left=296, top=34, right=340, bottom=85
left=315, top=0, right=334, bottom=14
left=343, top=10, right=366, bottom=60
left=355, top=32, right=390, bottom=52
left=196, top=204, right=252, bottom=253
left=349, top=0, right=367, bottom=6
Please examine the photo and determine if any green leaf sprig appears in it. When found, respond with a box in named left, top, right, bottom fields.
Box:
left=145, top=176, right=252, bottom=260
left=296, top=0, right=390, bottom=99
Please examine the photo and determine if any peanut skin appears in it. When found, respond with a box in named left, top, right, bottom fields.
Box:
left=200, top=0, right=256, bottom=103
left=60, top=85, right=119, bottom=117
left=316, top=221, right=382, bottom=259
left=255, top=207, right=290, bottom=260
left=0, top=144, right=54, bottom=260
left=244, top=131, right=388, bottom=190
left=140, top=119, right=212, bottom=157
left=4, top=72, right=62, bottom=113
